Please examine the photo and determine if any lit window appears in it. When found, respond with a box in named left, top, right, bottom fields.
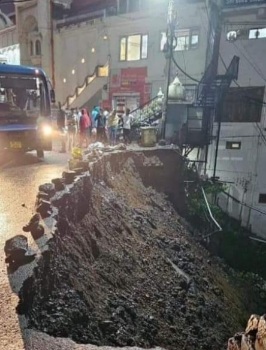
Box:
left=35, top=40, right=41, bottom=55
left=127, top=35, right=141, bottom=60
left=141, top=35, right=148, bottom=59
left=226, top=141, right=241, bottom=150
left=120, top=37, right=126, bottom=60
left=160, top=28, right=199, bottom=52
left=176, top=29, right=190, bottom=51
left=249, top=28, right=266, bottom=39
left=160, top=32, right=167, bottom=51
left=120, top=34, right=148, bottom=61
left=190, top=29, right=199, bottom=49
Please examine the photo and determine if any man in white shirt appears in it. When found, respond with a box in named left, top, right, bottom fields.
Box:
left=122, top=108, right=133, bottom=144
left=66, top=108, right=79, bottom=151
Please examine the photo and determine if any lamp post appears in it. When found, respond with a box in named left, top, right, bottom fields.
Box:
left=162, top=0, right=177, bottom=139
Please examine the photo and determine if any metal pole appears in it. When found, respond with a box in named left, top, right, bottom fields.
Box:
left=50, top=0, right=55, bottom=88
left=162, top=35, right=174, bottom=139
left=213, top=101, right=223, bottom=179
left=162, top=0, right=176, bottom=139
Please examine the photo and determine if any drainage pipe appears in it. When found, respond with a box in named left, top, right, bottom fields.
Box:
left=201, top=186, right=222, bottom=238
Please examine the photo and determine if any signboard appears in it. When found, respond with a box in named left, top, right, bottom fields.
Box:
left=109, top=67, right=150, bottom=106
left=224, top=0, right=266, bottom=7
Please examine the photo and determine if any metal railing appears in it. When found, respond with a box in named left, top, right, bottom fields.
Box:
left=130, top=96, right=163, bottom=127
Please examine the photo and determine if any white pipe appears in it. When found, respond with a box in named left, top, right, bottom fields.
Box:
left=249, top=236, right=266, bottom=244
left=201, top=186, right=222, bottom=235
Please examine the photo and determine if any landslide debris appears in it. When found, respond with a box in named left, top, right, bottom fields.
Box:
left=17, top=150, right=248, bottom=350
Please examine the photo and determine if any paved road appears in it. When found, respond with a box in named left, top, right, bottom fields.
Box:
left=0, top=149, right=69, bottom=350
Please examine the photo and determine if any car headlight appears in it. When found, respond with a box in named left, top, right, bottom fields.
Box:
left=42, top=125, right=53, bottom=136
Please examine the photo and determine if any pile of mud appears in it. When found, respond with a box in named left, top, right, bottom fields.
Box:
left=17, top=149, right=248, bottom=350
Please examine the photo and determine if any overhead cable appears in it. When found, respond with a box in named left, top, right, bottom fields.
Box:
left=171, top=55, right=200, bottom=83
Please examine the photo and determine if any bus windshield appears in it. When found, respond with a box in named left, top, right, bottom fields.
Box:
left=0, top=74, right=46, bottom=118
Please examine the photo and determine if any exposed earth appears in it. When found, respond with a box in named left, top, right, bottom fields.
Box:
left=9, top=148, right=266, bottom=350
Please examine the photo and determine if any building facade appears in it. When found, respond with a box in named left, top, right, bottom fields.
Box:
left=205, top=0, right=266, bottom=237
left=0, top=0, right=210, bottom=113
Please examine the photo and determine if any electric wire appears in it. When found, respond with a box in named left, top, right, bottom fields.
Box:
left=232, top=41, right=266, bottom=83
left=194, top=3, right=266, bottom=224
left=221, top=190, right=266, bottom=217
left=171, top=55, right=200, bottom=83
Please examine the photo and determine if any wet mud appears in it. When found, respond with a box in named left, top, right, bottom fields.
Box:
left=17, top=150, right=248, bottom=350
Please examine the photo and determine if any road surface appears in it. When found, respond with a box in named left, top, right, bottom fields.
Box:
left=0, top=149, right=69, bottom=350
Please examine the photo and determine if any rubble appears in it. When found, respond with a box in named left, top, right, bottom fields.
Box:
left=4, top=235, right=36, bottom=267
left=15, top=149, right=261, bottom=349
left=38, top=183, right=56, bottom=198
left=51, top=178, right=65, bottom=191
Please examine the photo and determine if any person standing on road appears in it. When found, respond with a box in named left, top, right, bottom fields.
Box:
left=91, top=106, right=100, bottom=142
left=107, top=109, right=119, bottom=146
left=95, top=108, right=107, bottom=143
left=122, top=108, right=133, bottom=144
left=79, top=108, right=91, bottom=148
left=56, top=102, right=66, bottom=153
left=66, top=108, right=78, bottom=151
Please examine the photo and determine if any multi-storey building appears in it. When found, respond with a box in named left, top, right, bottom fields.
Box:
left=6, top=0, right=266, bottom=236
left=205, top=0, right=266, bottom=236
left=0, top=0, right=210, bottom=113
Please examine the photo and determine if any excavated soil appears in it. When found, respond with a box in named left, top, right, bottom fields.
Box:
left=17, top=150, right=249, bottom=350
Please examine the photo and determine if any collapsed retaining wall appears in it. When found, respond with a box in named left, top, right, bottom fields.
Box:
left=16, top=148, right=249, bottom=350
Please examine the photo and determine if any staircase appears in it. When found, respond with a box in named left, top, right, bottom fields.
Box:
left=62, top=63, right=109, bottom=109
left=196, top=56, right=239, bottom=108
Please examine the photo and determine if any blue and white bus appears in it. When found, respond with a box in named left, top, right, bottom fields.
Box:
left=0, top=64, right=55, bottom=158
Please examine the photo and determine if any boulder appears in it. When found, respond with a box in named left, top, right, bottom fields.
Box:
left=63, top=171, right=76, bottom=184
left=23, top=213, right=41, bottom=232
left=4, top=235, right=36, bottom=266
left=36, top=200, right=52, bottom=218
left=38, top=183, right=56, bottom=197
left=31, top=224, right=45, bottom=240
left=51, top=178, right=65, bottom=191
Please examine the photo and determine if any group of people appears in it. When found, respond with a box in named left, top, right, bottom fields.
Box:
left=56, top=103, right=134, bottom=152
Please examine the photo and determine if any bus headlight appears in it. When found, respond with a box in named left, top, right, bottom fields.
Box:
left=42, top=125, right=53, bottom=137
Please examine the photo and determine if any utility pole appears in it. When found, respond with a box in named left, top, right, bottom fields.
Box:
left=213, top=100, right=223, bottom=179
left=50, top=0, right=55, bottom=88
left=162, top=0, right=176, bottom=139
